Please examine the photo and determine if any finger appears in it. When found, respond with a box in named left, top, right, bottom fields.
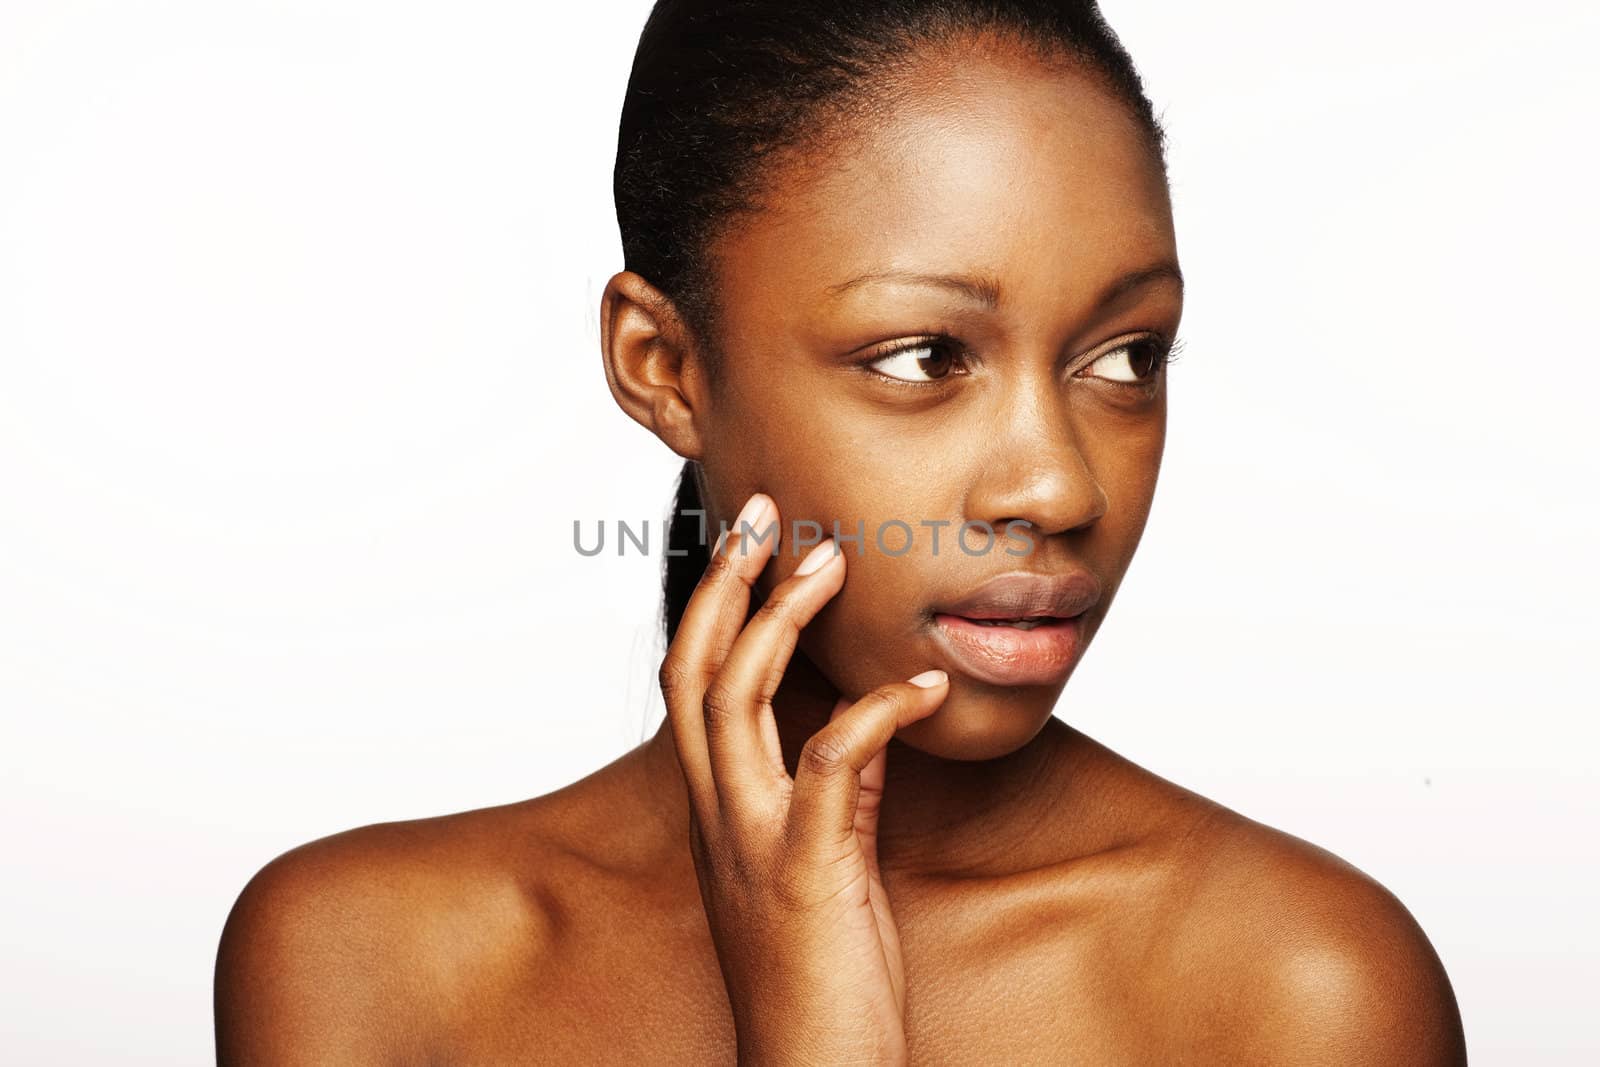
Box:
left=838, top=695, right=888, bottom=805
left=786, top=672, right=949, bottom=856
left=657, top=492, right=779, bottom=815
left=702, top=537, right=846, bottom=819
left=841, top=692, right=906, bottom=1015
left=827, top=696, right=888, bottom=884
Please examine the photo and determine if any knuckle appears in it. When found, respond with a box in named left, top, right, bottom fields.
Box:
left=702, top=822, right=771, bottom=881
left=750, top=590, right=805, bottom=635
left=700, top=682, right=742, bottom=732
left=701, top=543, right=738, bottom=585
left=721, top=838, right=766, bottom=885
left=858, top=684, right=911, bottom=717
left=657, top=656, right=693, bottom=698
left=799, top=731, right=851, bottom=778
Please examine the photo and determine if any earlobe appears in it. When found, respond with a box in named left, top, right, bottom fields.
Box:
left=598, top=270, right=706, bottom=460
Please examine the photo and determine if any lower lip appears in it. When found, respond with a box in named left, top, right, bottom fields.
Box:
left=929, top=613, right=1087, bottom=688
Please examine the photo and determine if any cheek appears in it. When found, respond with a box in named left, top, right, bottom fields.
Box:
left=1101, top=426, right=1163, bottom=516
left=1078, top=404, right=1166, bottom=580
left=724, top=375, right=949, bottom=555
left=743, top=452, right=946, bottom=696
left=794, top=542, right=927, bottom=696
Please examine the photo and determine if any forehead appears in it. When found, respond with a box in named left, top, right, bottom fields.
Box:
left=710, top=45, right=1175, bottom=329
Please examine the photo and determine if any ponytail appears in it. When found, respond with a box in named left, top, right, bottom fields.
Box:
left=662, top=459, right=709, bottom=644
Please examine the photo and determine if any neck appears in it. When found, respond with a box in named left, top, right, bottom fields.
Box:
left=635, top=650, right=1092, bottom=881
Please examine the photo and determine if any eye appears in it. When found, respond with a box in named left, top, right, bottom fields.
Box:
left=1078, top=336, right=1177, bottom=383
left=865, top=336, right=966, bottom=384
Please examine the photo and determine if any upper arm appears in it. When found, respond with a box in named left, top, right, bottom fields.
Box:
left=213, top=836, right=430, bottom=1066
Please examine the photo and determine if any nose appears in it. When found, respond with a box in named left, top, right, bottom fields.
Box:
left=964, top=371, right=1108, bottom=541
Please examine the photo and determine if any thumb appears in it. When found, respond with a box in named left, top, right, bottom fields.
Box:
left=788, top=675, right=947, bottom=854
left=828, top=695, right=887, bottom=841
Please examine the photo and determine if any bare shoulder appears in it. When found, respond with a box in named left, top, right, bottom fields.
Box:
left=1154, top=801, right=1467, bottom=1064
left=213, top=764, right=634, bottom=1065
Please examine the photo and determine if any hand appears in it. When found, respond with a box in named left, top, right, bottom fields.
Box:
left=658, top=493, right=949, bottom=1066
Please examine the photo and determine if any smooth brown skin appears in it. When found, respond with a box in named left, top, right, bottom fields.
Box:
left=215, top=35, right=1467, bottom=1065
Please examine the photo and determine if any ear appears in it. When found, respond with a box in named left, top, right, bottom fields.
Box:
left=598, top=270, right=709, bottom=460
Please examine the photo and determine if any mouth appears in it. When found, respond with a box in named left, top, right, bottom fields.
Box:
left=929, top=612, right=1087, bottom=688
left=958, top=615, right=1062, bottom=630
left=927, top=570, right=1102, bottom=688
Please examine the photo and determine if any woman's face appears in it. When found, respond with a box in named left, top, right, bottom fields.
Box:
left=694, top=44, right=1182, bottom=761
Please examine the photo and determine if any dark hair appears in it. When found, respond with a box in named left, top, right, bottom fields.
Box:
left=662, top=460, right=710, bottom=644
left=615, top=1, right=1166, bottom=644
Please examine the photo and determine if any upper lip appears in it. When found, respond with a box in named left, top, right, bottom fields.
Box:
left=934, top=569, right=1103, bottom=621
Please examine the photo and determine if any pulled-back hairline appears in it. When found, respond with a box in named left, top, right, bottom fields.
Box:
left=678, top=25, right=1166, bottom=377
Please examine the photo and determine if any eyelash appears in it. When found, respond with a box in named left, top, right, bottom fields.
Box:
left=1103, top=334, right=1185, bottom=386
left=860, top=333, right=973, bottom=387
left=861, top=332, right=1185, bottom=389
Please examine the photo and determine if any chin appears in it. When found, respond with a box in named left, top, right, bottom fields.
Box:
left=895, top=682, right=1062, bottom=761
left=807, top=621, right=1068, bottom=761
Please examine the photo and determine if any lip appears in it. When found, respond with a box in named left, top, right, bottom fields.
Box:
left=928, top=570, right=1102, bottom=687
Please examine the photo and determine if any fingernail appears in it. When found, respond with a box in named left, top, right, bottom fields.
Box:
left=717, top=494, right=768, bottom=556
left=908, top=669, right=948, bottom=688
left=794, top=538, right=837, bottom=576
left=734, top=493, right=770, bottom=533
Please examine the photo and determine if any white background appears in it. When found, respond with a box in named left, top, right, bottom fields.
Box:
left=2, top=1, right=1595, bottom=1061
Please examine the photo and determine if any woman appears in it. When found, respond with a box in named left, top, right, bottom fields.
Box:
left=215, top=1, right=1467, bottom=1062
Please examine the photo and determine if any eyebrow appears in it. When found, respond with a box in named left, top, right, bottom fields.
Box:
left=824, top=269, right=1005, bottom=310
left=1097, top=262, right=1185, bottom=310
left=822, top=261, right=1183, bottom=312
